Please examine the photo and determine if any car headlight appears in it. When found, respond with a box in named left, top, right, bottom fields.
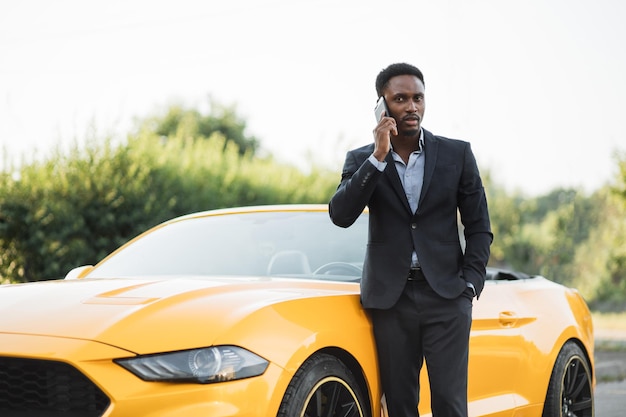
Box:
left=115, top=346, right=269, bottom=384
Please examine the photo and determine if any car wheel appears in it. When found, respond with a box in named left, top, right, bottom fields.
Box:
left=278, top=353, right=370, bottom=417
left=542, top=341, right=593, bottom=417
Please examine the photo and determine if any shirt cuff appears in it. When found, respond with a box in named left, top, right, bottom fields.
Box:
left=368, top=154, right=387, bottom=172
left=466, top=282, right=476, bottom=297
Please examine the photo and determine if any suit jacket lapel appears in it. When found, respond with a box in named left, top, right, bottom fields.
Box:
left=419, top=129, right=438, bottom=208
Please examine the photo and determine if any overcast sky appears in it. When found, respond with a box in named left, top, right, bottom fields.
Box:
left=1, top=0, right=624, bottom=195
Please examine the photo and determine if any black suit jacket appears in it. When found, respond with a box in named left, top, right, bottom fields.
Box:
left=329, top=129, right=492, bottom=309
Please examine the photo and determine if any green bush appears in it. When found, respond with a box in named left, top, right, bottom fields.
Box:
left=0, top=132, right=337, bottom=283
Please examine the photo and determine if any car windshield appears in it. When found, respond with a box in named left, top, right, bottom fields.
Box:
left=86, top=210, right=369, bottom=281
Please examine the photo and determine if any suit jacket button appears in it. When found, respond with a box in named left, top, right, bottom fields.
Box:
left=411, top=223, right=417, bottom=229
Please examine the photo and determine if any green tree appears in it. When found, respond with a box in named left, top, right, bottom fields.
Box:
left=482, top=173, right=523, bottom=268
left=485, top=151, right=626, bottom=305
left=537, top=189, right=601, bottom=284
left=136, top=99, right=260, bottom=156
left=614, top=150, right=626, bottom=202
left=589, top=151, right=626, bottom=306
left=571, top=187, right=626, bottom=305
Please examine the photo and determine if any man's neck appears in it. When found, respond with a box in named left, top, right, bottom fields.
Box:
left=391, top=129, right=422, bottom=163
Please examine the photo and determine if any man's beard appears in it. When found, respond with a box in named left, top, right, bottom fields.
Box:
left=399, top=128, right=420, bottom=138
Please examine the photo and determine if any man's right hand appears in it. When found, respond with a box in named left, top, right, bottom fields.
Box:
left=372, top=113, right=397, bottom=162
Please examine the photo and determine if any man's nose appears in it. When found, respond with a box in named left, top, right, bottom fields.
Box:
left=407, top=100, right=418, bottom=112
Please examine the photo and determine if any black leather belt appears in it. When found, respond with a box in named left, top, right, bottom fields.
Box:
left=407, top=266, right=426, bottom=281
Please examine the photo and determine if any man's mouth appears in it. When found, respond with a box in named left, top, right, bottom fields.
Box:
left=403, top=115, right=421, bottom=125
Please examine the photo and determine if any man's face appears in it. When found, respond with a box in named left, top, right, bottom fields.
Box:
left=383, top=74, right=425, bottom=137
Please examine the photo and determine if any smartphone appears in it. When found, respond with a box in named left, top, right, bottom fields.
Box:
left=374, top=96, right=389, bottom=122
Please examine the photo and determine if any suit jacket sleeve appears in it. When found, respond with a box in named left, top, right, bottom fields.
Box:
left=458, top=143, right=493, bottom=297
left=329, top=145, right=380, bottom=228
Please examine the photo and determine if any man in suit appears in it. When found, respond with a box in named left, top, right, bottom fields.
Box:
left=329, top=63, right=492, bottom=417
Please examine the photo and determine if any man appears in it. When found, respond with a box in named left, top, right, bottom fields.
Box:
left=329, top=63, right=492, bottom=417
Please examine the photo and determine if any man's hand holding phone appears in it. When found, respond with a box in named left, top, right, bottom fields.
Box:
left=373, top=96, right=397, bottom=161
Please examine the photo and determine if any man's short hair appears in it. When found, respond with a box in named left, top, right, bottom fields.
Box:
left=375, top=63, right=425, bottom=97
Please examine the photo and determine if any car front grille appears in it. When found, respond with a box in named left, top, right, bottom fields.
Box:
left=0, top=357, right=110, bottom=417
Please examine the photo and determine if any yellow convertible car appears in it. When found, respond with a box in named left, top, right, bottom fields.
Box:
left=0, top=205, right=594, bottom=417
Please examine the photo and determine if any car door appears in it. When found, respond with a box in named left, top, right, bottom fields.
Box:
left=467, top=280, right=539, bottom=417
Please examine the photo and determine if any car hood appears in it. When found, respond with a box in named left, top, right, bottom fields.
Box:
left=0, top=276, right=358, bottom=354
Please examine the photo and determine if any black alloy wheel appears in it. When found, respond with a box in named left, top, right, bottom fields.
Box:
left=542, top=341, right=594, bottom=417
left=278, top=353, right=369, bottom=417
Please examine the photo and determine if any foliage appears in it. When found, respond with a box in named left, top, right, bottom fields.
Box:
left=484, top=153, right=626, bottom=306
left=135, top=98, right=260, bottom=156
left=483, top=176, right=527, bottom=269
left=613, top=150, right=626, bottom=202
left=0, top=131, right=336, bottom=283
left=589, top=151, right=626, bottom=308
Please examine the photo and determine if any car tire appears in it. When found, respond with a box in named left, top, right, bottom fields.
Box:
left=542, top=341, right=593, bottom=417
left=277, top=353, right=370, bottom=417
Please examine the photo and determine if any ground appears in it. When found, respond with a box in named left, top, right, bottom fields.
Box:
left=595, top=328, right=626, bottom=382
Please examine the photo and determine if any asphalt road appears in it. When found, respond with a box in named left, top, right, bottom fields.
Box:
left=595, top=379, right=626, bottom=416
left=594, top=344, right=626, bottom=417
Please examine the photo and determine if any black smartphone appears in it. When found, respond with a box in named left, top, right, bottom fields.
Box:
left=374, top=96, right=389, bottom=122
